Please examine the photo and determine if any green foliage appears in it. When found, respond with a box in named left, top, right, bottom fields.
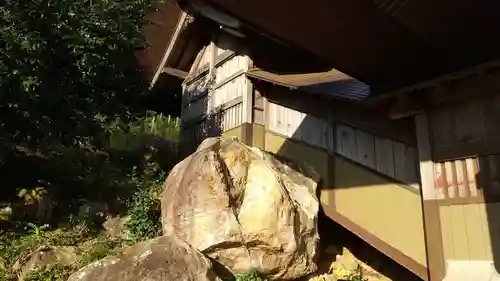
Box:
left=0, top=267, right=16, bottom=281
left=0, top=226, right=117, bottom=280
left=0, top=0, right=183, bottom=277
left=46, top=223, right=99, bottom=247
left=0, top=220, right=99, bottom=269
left=24, top=264, right=74, bottom=281
left=78, top=236, right=117, bottom=267
left=0, top=231, right=40, bottom=267
left=346, top=265, right=367, bottom=281
left=235, top=269, right=268, bottom=281
left=125, top=168, right=165, bottom=244
left=109, top=112, right=180, bottom=151
left=0, top=0, right=152, bottom=151
left=0, top=0, right=168, bottom=212
left=25, top=222, right=50, bottom=237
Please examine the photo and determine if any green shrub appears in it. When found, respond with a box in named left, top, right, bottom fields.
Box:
left=24, top=264, right=74, bottom=281
left=235, top=269, right=268, bottom=281
left=46, top=223, right=98, bottom=247
left=347, top=265, right=367, bottom=281
left=78, top=236, right=117, bottom=267
left=125, top=168, right=165, bottom=244
left=0, top=231, right=40, bottom=267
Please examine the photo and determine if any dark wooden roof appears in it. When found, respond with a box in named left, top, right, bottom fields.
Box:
left=246, top=68, right=370, bottom=101
left=179, top=0, right=500, bottom=94
left=136, top=0, right=183, bottom=82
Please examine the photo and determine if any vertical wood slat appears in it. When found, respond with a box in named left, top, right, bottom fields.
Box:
left=215, top=55, right=246, bottom=84
left=450, top=161, right=462, bottom=198
left=454, top=160, right=468, bottom=197
left=445, top=161, right=457, bottom=198
left=356, top=130, right=376, bottom=170
left=436, top=163, right=448, bottom=199
left=329, top=123, right=336, bottom=154
left=266, top=102, right=331, bottom=150
left=375, top=137, right=395, bottom=178
left=394, top=141, right=410, bottom=185
left=434, top=157, right=483, bottom=200
left=266, top=102, right=421, bottom=186
left=406, top=147, right=420, bottom=190
left=207, top=101, right=243, bottom=132
left=213, top=75, right=245, bottom=108
left=335, top=123, right=419, bottom=186
left=429, top=96, right=500, bottom=160
left=466, top=158, right=478, bottom=197
left=336, top=124, right=358, bottom=161
left=453, top=100, right=482, bottom=145
left=198, top=43, right=212, bottom=70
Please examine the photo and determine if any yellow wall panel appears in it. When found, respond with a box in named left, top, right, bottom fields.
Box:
left=439, top=205, right=456, bottom=261
left=252, top=124, right=265, bottom=149
left=332, top=156, right=427, bottom=266
left=264, top=131, right=426, bottom=266
left=222, top=126, right=243, bottom=139
left=439, top=202, right=500, bottom=262
left=264, top=132, right=329, bottom=181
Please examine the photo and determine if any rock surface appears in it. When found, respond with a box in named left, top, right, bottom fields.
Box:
left=103, top=215, right=131, bottom=241
left=161, top=137, right=321, bottom=280
left=67, top=235, right=221, bottom=281
left=13, top=245, right=79, bottom=280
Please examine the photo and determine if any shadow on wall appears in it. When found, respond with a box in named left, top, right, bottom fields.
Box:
left=268, top=90, right=500, bottom=281
left=432, top=154, right=500, bottom=276
left=262, top=88, right=424, bottom=281
left=481, top=167, right=500, bottom=274
left=422, top=95, right=500, bottom=280
left=179, top=104, right=224, bottom=158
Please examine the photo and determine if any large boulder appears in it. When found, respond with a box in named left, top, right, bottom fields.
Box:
left=67, top=235, right=221, bottom=281
left=161, top=137, right=320, bottom=280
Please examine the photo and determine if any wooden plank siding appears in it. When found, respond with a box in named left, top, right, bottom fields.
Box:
left=180, top=29, right=250, bottom=149
left=264, top=98, right=426, bottom=278
left=264, top=99, right=426, bottom=277
left=429, top=94, right=500, bottom=161
left=426, top=94, right=500, bottom=205
left=415, top=92, right=500, bottom=280
left=267, top=100, right=420, bottom=188
left=431, top=154, right=500, bottom=204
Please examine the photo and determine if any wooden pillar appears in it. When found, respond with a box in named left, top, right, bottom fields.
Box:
left=415, top=113, right=446, bottom=281
left=241, top=54, right=254, bottom=146
left=250, top=87, right=266, bottom=149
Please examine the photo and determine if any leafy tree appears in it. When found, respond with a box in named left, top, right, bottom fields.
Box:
left=0, top=0, right=152, bottom=153
left=0, top=0, right=160, bottom=204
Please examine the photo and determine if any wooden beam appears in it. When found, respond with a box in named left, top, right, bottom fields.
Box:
left=150, top=12, right=188, bottom=87
left=415, top=113, right=446, bottom=281
left=388, top=93, right=425, bottom=120
left=385, top=68, right=500, bottom=119
left=162, top=67, right=189, bottom=79
left=369, top=59, right=500, bottom=104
